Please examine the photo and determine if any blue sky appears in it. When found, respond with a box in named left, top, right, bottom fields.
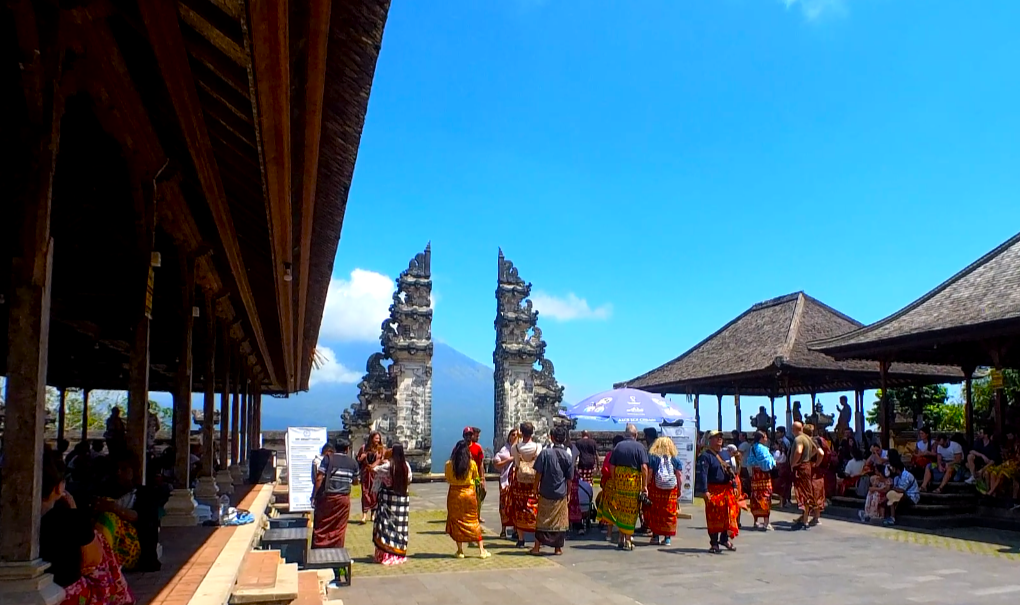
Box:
left=130, top=1, right=1020, bottom=431
left=314, top=0, right=1020, bottom=429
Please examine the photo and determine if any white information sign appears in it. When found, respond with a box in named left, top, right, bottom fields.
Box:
left=659, top=423, right=697, bottom=504
left=286, top=426, right=328, bottom=513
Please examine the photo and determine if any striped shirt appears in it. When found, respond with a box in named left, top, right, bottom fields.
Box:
left=318, top=454, right=359, bottom=495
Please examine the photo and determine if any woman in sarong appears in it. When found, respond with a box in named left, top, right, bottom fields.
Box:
left=645, top=437, right=682, bottom=545
left=94, top=457, right=143, bottom=570
left=445, top=440, right=490, bottom=558
left=357, top=431, right=385, bottom=523
left=774, top=438, right=792, bottom=508
left=531, top=426, right=574, bottom=555
left=373, top=444, right=412, bottom=565
left=859, top=464, right=890, bottom=522
left=986, top=430, right=1019, bottom=496
left=696, top=431, right=738, bottom=553
left=745, top=431, right=777, bottom=531
left=810, top=435, right=830, bottom=525
left=510, top=422, right=542, bottom=547
left=40, top=451, right=133, bottom=605
left=726, top=446, right=745, bottom=535
left=492, top=428, right=519, bottom=538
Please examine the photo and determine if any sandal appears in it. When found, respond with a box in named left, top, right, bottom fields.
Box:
left=722, top=541, right=736, bottom=552
left=455, top=552, right=465, bottom=559
left=709, top=545, right=722, bottom=554
left=479, top=551, right=492, bottom=559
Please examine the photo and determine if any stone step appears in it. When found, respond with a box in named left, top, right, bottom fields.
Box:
left=290, top=570, right=326, bottom=605
left=829, top=496, right=978, bottom=517
left=231, top=553, right=299, bottom=605
left=823, top=504, right=975, bottom=529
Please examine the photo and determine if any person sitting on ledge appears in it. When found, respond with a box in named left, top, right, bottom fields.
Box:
left=884, top=452, right=920, bottom=526
left=920, top=433, right=964, bottom=493
left=965, top=427, right=1000, bottom=486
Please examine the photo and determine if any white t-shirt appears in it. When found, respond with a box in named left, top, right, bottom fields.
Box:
left=937, top=441, right=963, bottom=463
left=915, top=440, right=930, bottom=453
left=844, top=458, right=866, bottom=477
left=511, top=440, right=541, bottom=465
left=738, top=442, right=752, bottom=468
left=494, top=445, right=514, bottom=488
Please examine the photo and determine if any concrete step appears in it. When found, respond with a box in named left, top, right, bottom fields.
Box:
left=823, top=504, right=976, bottom=529
left=231, top=553, right=299, bottom=605
left=291, top=570, right=326, bottom=605
left=830, top=496, right=977, bottom=516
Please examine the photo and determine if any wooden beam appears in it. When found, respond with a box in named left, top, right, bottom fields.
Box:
left=177, top=2, right=247, bottom=65
left=248, top=0, right=295, bottom=390
left=293, top=0, right=332, bottom=388
left=138, top=0, right=277, bottom=386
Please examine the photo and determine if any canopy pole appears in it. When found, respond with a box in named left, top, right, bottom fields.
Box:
left=784, top=376, right=792, bottom=429
left=81, top=388, right=90, bottom=442
left=734, top=387, right=742, bottom=434
left=57, top=387, right=66, bottom=443
left=769, top=395, right=776, bottom=442
left=716, top=394, right=723, bottom=431
left=693, top=393, right=701, bottom=436
left=879, top=360, right=891, bottom=448
left=963, top=366, right=975, bottom=444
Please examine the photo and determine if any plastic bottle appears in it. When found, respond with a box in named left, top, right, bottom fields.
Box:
left=219, top=495, right=230, bottom=525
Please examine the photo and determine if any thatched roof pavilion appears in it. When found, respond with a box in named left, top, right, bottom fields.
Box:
left=616, top=292, right=962, bottom=433
left=812, top=231, right=1020, bottom=439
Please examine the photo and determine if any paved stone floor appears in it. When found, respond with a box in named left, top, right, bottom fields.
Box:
left=338, top=481, right=1020, bottom=605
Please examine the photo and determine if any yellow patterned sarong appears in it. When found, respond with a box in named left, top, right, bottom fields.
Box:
left=599, top=466, right=643, bottom=536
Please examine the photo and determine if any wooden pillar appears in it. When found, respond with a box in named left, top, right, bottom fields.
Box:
left=0, top=4, right=64, bottom=597
left=218, top=332, right=230, bottom=469
left=734, top=388, right=742, bottom=434
left=716, top=394, right=723, bottom=431
left=172, top=258, right=195, bottom=489
left=693, top=394, right=701, bottom=435
left=254, top=384, right=262, bottom=448
left=126, top=182, right=156, bottom=483
left=200, top=293, right=216, bottom=479
left=879, top=360, right=891, bottom=448
left=855, top=389, right=865, bottom=442
left=769, top=395, right=776, bottom=440
left=81, top=389, right=90, bottom=442
left=229, top=363, right=238, bottom=463
left=785, top=377, right=793, bottom=429
left=963, top=366, right=975, bottom=444
left=239, top=377, right=248, bottom=460
left=56, top=388, right=66, bottom=442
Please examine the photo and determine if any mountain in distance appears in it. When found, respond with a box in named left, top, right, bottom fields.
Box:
left=260, top=341, right=495, bottom=468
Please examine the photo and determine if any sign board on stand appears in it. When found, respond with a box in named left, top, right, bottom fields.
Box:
left=659, top=421, right=697, bottom=504
left=286, top=427, right=328, bottom=513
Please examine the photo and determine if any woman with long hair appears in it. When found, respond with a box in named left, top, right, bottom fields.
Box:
left=510, top=422, right=542, bottom=548
left=646, top=437, right=683, bottom=545
left=357, top=431, right=385, bottom=523
left=492, top=427, right=519, bottom=538
left=445, top=440, right=490, bottom=558
left=372, top=444, right=412, bottom=565
left=39, top=450, right=133, bottom=605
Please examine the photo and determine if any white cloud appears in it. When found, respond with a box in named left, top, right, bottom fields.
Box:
left=309, top=346, right=361, bottom=387
left=782, top=0, right=848, bottom=21
left=530, top=292, right=612, bottom=322
left=319, top=269, right=394, bottom=342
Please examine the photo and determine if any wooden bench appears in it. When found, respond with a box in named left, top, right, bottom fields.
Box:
left=304, top=547, right=352, bottom=587
left=260, top=527, right=309, bottom=566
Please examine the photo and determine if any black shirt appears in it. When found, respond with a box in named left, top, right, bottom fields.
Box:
left=575, top=437, right=599, bottom=469
left=319, top=453, right=360, bottom=495
left=609, top=439, right=648, bottom=470
left=975, top=439, right=1002, bottom=465
left=534, top=445, right=574, bottom=500
left=40, top=503, right=95, bottom=588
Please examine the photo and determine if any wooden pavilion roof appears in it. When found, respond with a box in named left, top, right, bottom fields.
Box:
left=0, top=0, right=390, bottom=394
left=811, top=232, right=1020, bottom=369
left=615, top=292, right=963, bottom=397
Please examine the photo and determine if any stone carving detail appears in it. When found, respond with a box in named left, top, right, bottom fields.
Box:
left=493, top=250, right=569, bottom=452
left=343, top=244, right=433, bottom=473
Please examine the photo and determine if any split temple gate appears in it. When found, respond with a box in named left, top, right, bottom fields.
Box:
left=0, top=0, right=390, bottom=602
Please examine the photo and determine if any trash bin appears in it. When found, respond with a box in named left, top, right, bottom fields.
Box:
left=248, top=448, right=277, bottom=483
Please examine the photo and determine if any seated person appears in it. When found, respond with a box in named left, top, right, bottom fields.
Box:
left=884, top=453, right=920, bottom=526
left=965, top=427, right=1000, bottom=485
left=839, top=447, right=867, bottom=496
left=858, top=463, right=890, bottom=523
left=912, top=427, right=938, bottom=474
left=40, top=450, right=132, bottom=605
left=864, top=443, right=888, bottom=472
left=985, top=429, right=1019, bottom=497
left=920, top=434, right=964, bottom=493
left=95, top=455, right=162, bottom=571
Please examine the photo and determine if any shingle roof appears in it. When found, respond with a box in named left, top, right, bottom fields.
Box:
left=615, top=292, right=963, bottom=396
left=811, top=232, right=1020, bottom=367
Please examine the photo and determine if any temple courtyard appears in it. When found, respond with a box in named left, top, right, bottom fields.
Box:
left=333, top=482, right=1020, bottom=605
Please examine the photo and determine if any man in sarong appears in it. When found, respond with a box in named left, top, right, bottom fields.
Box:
left=531, top=425, right=574, bottom=555
left=313, top=439, right=359, bottom=548
left=602, top=424, right=649, bottom=550
left=789, top=421, right=818, bottom=531
left=695, top=430, right=737, bottom=553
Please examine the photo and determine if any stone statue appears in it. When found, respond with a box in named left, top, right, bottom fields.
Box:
left=806, top=402, right=834, bottom=431
left=342, top=244, right=433, bottom=473
left=835, top=396, right=852, bottom=436
left=493, top=250, right=567, bottom=452
left=792, top=400, right=803, bottom=423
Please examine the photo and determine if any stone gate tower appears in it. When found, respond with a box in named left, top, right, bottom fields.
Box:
left=493, top=250, right=566, bottom=452
left=342, top=244, right=433, bottom=472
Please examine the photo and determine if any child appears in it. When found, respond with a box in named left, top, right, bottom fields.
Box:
left=858, top=464, right=890, bottom=523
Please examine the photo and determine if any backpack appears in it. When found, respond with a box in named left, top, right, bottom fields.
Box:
left=516, top=454, right=537, bottom=484
left=654, top=456, right=678, bottom=490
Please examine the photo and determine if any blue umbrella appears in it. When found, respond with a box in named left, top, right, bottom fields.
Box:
left=564, top=388, right=683, bottom=424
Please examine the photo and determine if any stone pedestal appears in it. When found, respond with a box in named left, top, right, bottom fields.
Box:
left=229, top=463, right=244, bottom=485
left=0, top=560, right=64, bottom=605
left=194, top=476, right=220, bottom=508
left=162, top=488, right=199, bottom=527
left=215, top=470, right=235, bottom=495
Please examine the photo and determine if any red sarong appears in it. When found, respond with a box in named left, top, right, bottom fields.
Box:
left=705, top=483, right=738, bottom=536
left=313, top=493, right=351, bottom=548
left=511, top=477, right=538, bottom=533
left=645, top=482, right=678, bottom=537
left=811, top=466, right=827, bottom=511
left=750, top=467, right=772, bottom=518
left=793, top=464, right=814, bottom=511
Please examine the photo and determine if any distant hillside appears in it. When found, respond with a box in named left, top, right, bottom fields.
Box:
left=260, top=341, right=494, bottom=470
